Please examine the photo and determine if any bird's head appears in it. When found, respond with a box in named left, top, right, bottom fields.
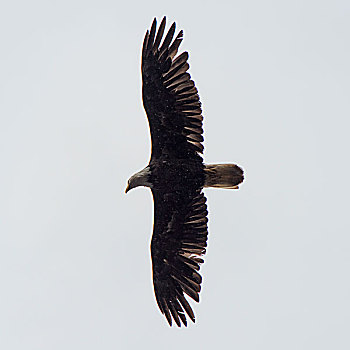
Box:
left=125, top=167, right=152, bottom=194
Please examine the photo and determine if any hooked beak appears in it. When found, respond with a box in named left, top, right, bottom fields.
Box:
left=125, top=183, right=130, bottom=194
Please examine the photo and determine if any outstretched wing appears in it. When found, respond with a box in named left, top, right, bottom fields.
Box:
left=151, top=188, right=209, bottom=327
left=142, top=17, right=204, bottom=161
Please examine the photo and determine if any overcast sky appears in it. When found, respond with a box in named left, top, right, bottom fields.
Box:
left=1, top=0, right=350, bottom=349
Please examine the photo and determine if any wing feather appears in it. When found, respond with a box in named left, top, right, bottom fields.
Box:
left=168, top=299, right=182, bottom=327
left=147, top=18, right=157, bottom=52
left=153, top=17, right=166, bottom=51
left=177, top=291, right=195, bottom=322
left=142, top=31, right=149, bottom=59
left=159, top=22, right=176, bottom=57
left=168, top=30, right=183, bottom=59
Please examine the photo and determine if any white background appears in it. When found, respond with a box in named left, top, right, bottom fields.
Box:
left=1, top=0, right=349, bottom=349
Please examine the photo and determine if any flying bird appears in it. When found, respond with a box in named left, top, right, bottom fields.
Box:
left=125, top=17, right=244, bottom=327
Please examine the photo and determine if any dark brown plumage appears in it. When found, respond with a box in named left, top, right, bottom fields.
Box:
left=125, top=17, right=244, bottom=327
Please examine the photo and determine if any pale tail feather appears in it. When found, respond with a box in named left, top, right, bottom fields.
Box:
left=204, top=164, right=244, bottom=189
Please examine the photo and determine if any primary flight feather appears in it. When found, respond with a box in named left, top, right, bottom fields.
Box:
left=126, top=17, right=244, bottom=327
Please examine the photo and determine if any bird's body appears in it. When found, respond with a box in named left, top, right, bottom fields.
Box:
left=126, top=17, right=244, bottom=327
left=151, top=159, right=204, bottom=190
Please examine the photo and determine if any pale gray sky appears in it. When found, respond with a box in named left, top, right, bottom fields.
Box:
left=1, top=0, right=350, bottom=349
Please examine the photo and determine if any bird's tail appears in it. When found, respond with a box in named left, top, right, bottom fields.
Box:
left=204, top=164, right=244, bottom=189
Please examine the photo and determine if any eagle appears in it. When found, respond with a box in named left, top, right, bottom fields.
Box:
left=125, top=17, right=244, bottom=327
